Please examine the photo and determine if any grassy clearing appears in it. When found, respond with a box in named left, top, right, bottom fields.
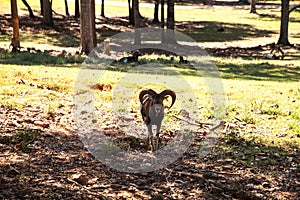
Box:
left=0, top=64, right=78, bottom=113
left=0, top=60, right=299, bottom=151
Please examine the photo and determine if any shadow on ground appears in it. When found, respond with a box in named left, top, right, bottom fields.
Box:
left=218, top=62, right=300, bottom=82
left=0, top=120, right=298, bottom=199
left=177, top=21, right=276, bottom=43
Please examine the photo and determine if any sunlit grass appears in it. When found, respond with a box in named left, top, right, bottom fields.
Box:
left=0, top=62, right=299, bottom=150
left=0, top=64, right=78, bottom=112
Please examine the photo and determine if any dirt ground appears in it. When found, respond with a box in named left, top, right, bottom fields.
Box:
left=0, top=103, right=299, bottom=200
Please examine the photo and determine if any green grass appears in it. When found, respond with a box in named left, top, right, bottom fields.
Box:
left=215, top=58, right=300, bottom=82
left=0, top=60, right=299, bottom=151
left=0, top=50, right=84, bottom=65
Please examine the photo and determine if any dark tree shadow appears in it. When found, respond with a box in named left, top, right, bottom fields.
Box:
left=218, top=62, right=300, bottom=82
left=177, top=21, right=276, bottom=42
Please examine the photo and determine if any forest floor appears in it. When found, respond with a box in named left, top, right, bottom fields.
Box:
left=1, top=1, right=300, bottom=200
left=0, top=101, right=299, bottom=199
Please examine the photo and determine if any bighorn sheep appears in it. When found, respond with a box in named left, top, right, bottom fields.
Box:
left=139, top=89, right=176, bottom=151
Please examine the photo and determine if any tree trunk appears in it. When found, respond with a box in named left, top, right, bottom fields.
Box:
left=277, top=0, right=291, bottom=45
left=153, top=0, right=159, bottom=23
left=128, top=0, right=134, bottom=25
left=80, top=0, right=96, bottom=54
left=75, top=0, right=80, bottom=18
left=166, top=0, right=176, bottom=44
left=42, top=0, right=53, bottom=26
left=11, top=0, right=20, bottom=52
left=133, top=0, right=141, bottom=44
left=250, top=0, right=256, bottom=13
left=136, top=0, right=143, bottom=19
left=101, top=0, right=105, bottom=17
left=21, top=0, right=35, bottom=18
left=161, top=0, right=165, bottom=43
left=64, top=0, right=70, bottom=16
left=40, top=0, right=43, bottom=15
left=166, top=0, right=174, bottom=30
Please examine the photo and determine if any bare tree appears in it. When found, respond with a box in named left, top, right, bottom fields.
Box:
left=64, top=0, right=70, bottom=16
left=128, top=0, right=134, bottom=25
left=11, top=0, right=20, bottom=52
left=101, top=0, right=105, bottom=17
left=80, top=0, right=96, bottom=54
left=161, top=0, right=165, bottom=43
left=166, top=0, right=176, bottom=44
left=128, top=0, right=142, bottom=25
left=250, top=0, right=256, bottom=13
left=153, top=0, right=159, bottom=23
left=42, top=0, right=53, bottom=26
left=21, top=0, right=35, bottom=18
left=133, top=0, right=141, bottom=44
left=166, top=0, right=174, bottom=30
left=75, top=0, right=80, bottom=18
left=40, top=0, right=43, bottom=15
left=277, top=0, right=290, bottom=45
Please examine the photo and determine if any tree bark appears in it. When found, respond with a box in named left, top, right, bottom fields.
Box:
left=166, top=0, right=174, bottom=30
left=161, top=0, right=165, bottom=43
left=11, top=0, right=20, bottom=52
left=40, top=0, right=43, bottom=15
left=153, top=0, right=159, bottom=23
left=75, top=0, right=80, bottom=18
left=64, top=0, right=70, bottom=16
left=128, top=0, right=134, bottom=25
left=277, top=0, right=291, bottom=45
left=250, top=0, right=256, bottom=13
left=133, top=0, right=141, bottom=44
left=166, top=0, right=176, bottom=44
left=101, top=0, right=105, bottom=17
left=21, top=0, right=35, bottom=18
left=42, top=0, right=53, bottom=26
left=80, top=0, right=96, bottom=54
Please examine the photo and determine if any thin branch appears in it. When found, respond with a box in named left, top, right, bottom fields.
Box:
left=289, top=4, right=300, bottom=14
left=172, top=115, right=213, bottom=126
left=201, top=170, right=240, bottom=175
left=208, top=120, right=226, bottom=132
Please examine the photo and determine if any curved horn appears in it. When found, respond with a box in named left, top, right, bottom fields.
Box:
left=139, top=89, right=157, bottom=104
left=160, top=89, right=176, bottom=108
